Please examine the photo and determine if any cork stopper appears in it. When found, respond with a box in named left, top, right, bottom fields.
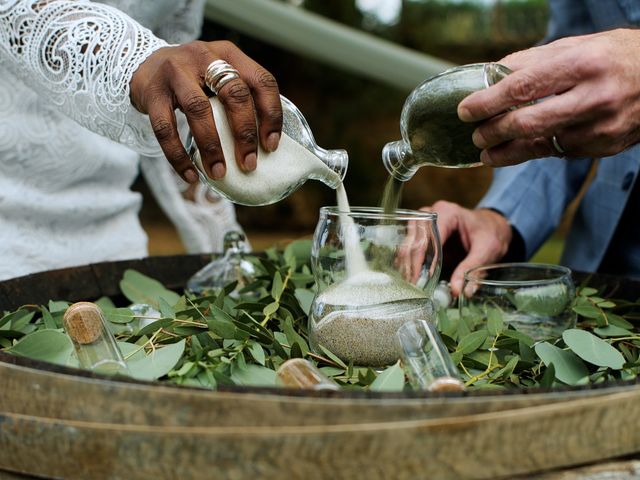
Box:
left=63, top=302, right=105, bottom=345
left=277, top=358, right=340, bottom=391
left=428, top=376, right=466, bottom=393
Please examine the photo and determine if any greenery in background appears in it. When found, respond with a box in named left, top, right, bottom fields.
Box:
left=3, top=241, right=640, bottom=392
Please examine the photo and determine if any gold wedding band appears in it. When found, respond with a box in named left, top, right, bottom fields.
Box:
left=204, top=60, right=240, bottom=96
left=551, top=134, right=565, bottom=156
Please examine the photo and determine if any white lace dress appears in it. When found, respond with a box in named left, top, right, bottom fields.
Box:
left=0, top=0, right=242, bottom=280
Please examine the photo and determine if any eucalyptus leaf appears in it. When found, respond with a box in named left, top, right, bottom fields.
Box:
left=8, top=330, right=73, bottom=366
left=457, top=330, right=489, bottom=355
left=562, top=329, right=625, bottom=369
left=535, top=342, right=588, bottom=385
left=119, top=269, right=180, bottom=309
left=487, top=308, right=504, bottom=336
left=127, top=340, right=185, bottom=381
left=103, top=307, right=136, bottom=324
left=594, top=325, right=632, bottom=338
left=369, top=361, right=404, bottom=392
left=294, top=288, right=315, bottom=316
left=230, top=364, right=277, bottom=387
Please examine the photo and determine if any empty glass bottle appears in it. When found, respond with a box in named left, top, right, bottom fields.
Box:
left=188, top=96, right=348, bottom=206
left=396, top=319, right=464, bottom=392
left=383, top=63, right=512, bottom=181
left=186, top=230, right=256, bottom=296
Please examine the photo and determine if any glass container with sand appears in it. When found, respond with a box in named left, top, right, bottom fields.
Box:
left=188, top=96, right=348, bottom=206
left=309, top=206, right=442, bottom=367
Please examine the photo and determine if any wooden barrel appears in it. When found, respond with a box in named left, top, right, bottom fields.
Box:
left=1, top=256, right=639, bottom=479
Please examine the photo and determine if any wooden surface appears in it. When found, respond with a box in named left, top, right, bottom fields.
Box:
left=1, top=257, right=640, bottom=479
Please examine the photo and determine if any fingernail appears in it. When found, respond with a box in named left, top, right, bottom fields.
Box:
left=184, top=168, right=198, bottom=183
left=211, top=162, right=226, bottom=180
left=458, top=105, right=473, bottom=122
left=472, top=130, right=487, bottom=149
left=244, top=153, right=257, bottom=171
left=480, top=150, right=493, bottom=165
left=266, top=132, right=280, bottom=152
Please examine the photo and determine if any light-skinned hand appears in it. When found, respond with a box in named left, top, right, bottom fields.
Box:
left=457, top=29, right=640, bottom=166
left=130, top=40, right=283, bottom=183
left=422, top=201, right=512, bottom=296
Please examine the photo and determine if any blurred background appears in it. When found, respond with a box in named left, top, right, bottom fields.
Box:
left=140, top=0, right=564, bottom=261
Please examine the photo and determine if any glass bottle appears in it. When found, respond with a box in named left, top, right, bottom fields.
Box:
left=396, top=319, right=465, bottom=393
left=383, top=63, right=512, bottom=181
left=63, top=302, right=129, bottom=375
left=187, top=96, right=348, bottom=206
left=186, top=230, right=256, bottom=297
left=276, top=358, right=340, bottom=391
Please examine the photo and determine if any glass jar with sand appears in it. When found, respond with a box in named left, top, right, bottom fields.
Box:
left=188, top=96, right=348, bottom=206
left=309, top=206, right=442, bottom=367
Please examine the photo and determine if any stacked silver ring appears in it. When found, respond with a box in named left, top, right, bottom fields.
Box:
left=205, top=59, right=240, bottom=96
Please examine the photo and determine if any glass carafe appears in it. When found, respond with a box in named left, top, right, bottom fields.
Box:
left=309, top=207, right=441, bottom=367
left=188, top=96, right=348, bottom=206
left=383, top=63, right=512, bottom=181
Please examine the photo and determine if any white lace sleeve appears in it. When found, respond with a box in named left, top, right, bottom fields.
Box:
left=0, top=0, right=167, bottom=155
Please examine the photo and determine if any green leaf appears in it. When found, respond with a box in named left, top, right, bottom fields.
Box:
left=263, top=301, right=279, bottom=317
left=48, top=301, right=70, bottom=313
left=572, top=305, right=602, bottom=319
left=136, top=318, right=173, bottom=337
left=95, top=297, right=116, bottom=311
left=294, top=288, right=315, bottom=316
left=40, top=307, right=57, bottom=330
left=8, top=330, right=73, bottom=366
left=103, top=307, right=136, bottom=324
left=597, top=301, right=616, bottom=309
left=231, top=364, right=277, bottom=387
left=487, top=308, right=504, bottom=336
left=282, top=318, right=309, bottom=356
left=271, top=272, right=284, bottom=299
left=127, top=340, right=185, bottom=381
left=539, top=363, right=556, bottom=388
left=535, top=342, right=589, bottom=385
left=158, top=298, right=176, bottom=319
left=119, top=269, right=180, bottom=309
left=607, top=313, right=634, bottom=330
left=456, top=330, right=489, bottom=355
left=248, top=342, right=266, bottom=365
left=318, top=344, right=348, bottom=369
left=579, top=287, right=598, bottom=297
left=284, top=239, right=312, bottom=269
left=563, top=329, right=625, bottom=369
left=369, top=361, right=405, bottom=392
left=594, top=325, right=632, bottom=338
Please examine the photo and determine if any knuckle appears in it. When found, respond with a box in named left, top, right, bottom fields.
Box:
left=183, top=94, right=211, bottom=117
left=166, top=147, right=189, bottom=165
left=254, top=69, right=278, bottom=90
left=511, top=113, right=539, bottom=136
left=234, top=126, right=258, bottom=146
left=202, top=140, right=222, bottom=156
left=151, top=119, right=174, bottom=142
left=225, top=82, right=252, bottom=104
left=508, top=73, right=537, bottom=104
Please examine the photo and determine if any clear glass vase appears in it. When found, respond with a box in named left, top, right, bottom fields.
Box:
left=309, top=207, right=442, bottom=367
left=383, top=63, right=512, bottom=181
left=187, top=96, right=348, bottom=206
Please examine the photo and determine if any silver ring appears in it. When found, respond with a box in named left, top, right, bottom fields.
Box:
left=551, top=134, right=565, bottom=156
left=205, top=60, right=240, bottom=96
